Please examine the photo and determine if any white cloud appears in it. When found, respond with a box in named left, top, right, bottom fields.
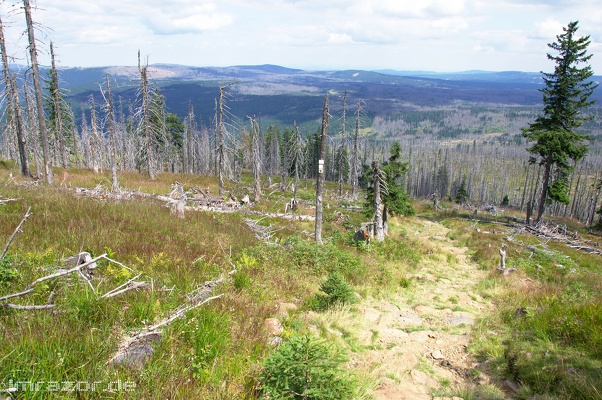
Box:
left=0, top=0, right=600, bottom=72
left=533, top=18, right=564, bottom=40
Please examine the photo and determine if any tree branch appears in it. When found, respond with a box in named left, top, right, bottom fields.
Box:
left=0, top=206, right=32, bottom=261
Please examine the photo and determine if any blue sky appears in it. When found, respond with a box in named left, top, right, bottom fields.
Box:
left=1, top=0, right=601, bottom=72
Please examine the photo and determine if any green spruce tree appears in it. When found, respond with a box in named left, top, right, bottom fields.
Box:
left=365, top=141, right=414, bottom=223
left=522, top=21, right=598, bottom=223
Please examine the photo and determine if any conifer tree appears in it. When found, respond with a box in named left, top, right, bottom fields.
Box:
left=522, top=21, right=598, bottom=223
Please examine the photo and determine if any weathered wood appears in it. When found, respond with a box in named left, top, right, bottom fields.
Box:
left=0, top=206, right=32, bottom=261
left=2, top=303, right=55, bottom=310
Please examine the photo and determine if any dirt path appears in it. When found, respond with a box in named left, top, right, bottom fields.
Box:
left=350, top=219, right=494, bottom=399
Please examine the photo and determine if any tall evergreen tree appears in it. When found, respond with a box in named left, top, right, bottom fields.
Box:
left=365, top=142, right=414, bottom=224
left=522, top=21, right=598, bottom=223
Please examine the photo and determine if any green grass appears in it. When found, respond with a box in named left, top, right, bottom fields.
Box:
left=2, top=167, right=601, bottom=399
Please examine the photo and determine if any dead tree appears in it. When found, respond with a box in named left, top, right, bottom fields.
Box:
left=23, top=0, right=53, bottom=183
left=138, top=54, right=155, bottom=179
left=23, top=79, right=42, bottom=175
left=248, top=116, right=262, bottom=202
left=350, top=99, right=362, bottom=199
left=372, top=161, right=385, bottom=242
left=104, top=74, right=119, bottom=190
left=315, top=95, right=329, bottom=245
left=0, top=15, right=29, bottom=176
left=216, top=84, right=235, bottom=195
left=49, top=42, right=68, bottom=169
left=88, top=96, right=102, bottom=173
left=338, top=91, right=347, bottom=196
left=291, top=123, right=303, bottom=203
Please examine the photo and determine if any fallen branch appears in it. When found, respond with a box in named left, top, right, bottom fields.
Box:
left=1, top=252, right=144, bottom=310
left=146, top=294, right=224, bottom=333
left=28, top=253, right=106, bottom=287
left=0, top=206, right=32, bottom=261
left=99, top=274, right=147, bottom=299
left=0, top=288, right=34, bottom=302
left=2, top=303, right=55, bottom=310
left=108, top=271, right=232, bottom=368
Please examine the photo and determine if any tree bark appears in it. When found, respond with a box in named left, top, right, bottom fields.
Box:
left=0, top=15, right=30, bottom=176
left=50, top=42, right=68, bottom=169
left=105, top=74, right=119, bottom=190
left=373, top=161, right=384, bottom=242
left=315, top=95, right=329, bottom=245
left=23, top=0, right=53, bottom=184
left=536, top=152, right=553, bottom=224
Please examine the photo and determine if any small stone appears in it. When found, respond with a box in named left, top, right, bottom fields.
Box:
left=264, top=318, right=284, bottom=336
left=267, top=336, right=283, bottom=348
left=504, top=379, right=520, bottom=393
left=432, top=350, right=445, bottom=360
left=410, top=369, right=438, bottom=386
left=276, top=303, right=297, bottom=318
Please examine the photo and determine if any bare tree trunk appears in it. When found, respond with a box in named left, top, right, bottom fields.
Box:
left=315, top=96, right=329, bottom=245
left=249, top=117, right=262, bottom=202
left=88, top=96, right=101, bottom=174
left=338, top=91, right=347, bottom=196
left=105, top=74, right=119, bottom=190
left=373, top=161, right=384, bottom=242
left=350, top=99, right=361, bottom=199
left=24, top=80, right=42, bottom=176
left=293, top=123, right=301, bottom=203
left=23, top=0, right=53, bottom=184
left=536, top=153, right=553, bottom=224
left=519, top=162, right=530, bottom=212
left=50, top=42, right=68, bottom=169
left=140, top=62, right=154, bottom=179
left=10, top=75, right=30, bottom=176
left=218, top=86, right=226, bottom=195
left=0, top=15, right=30, bottom=176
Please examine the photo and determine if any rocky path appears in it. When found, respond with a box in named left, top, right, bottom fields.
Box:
left=350, top=219, right=495, bottom=399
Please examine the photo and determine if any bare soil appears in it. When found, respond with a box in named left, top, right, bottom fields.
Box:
left=350, top=220, right=496, bottom=399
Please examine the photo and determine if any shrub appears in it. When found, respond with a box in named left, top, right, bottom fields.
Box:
left=312, top=272, right=356, bottom=311
left=0, top=256, right=19, bottom=287
left=260, top=335, right=357, bottom=399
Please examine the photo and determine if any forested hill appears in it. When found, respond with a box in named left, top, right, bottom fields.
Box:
left=10, top=63, right=601, bottom=127
left=11, top=63, right=597, bottom=126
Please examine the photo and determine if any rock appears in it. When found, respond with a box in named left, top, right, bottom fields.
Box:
left=409, top=330, right=436, bottom=343
left=445, top=311, right=476, bottom=326
left=504, top=379, right=521, bottom=393
left=431, top=350, right=445, bottom=360
left=397, top=310, right=423, bottom=326
left=109, top=343, right=154, bottom=369
left=276, top=302, right=297, bottom=318
left=410, top=369, right=438, bottom=387
left=267, top=336, right=283, bottom=348
left=264, top=318, right=284, bottom=336
left=108, top=332, right=161, bottom=369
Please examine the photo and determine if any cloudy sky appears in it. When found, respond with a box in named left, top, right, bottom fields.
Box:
left=1, top=0, right=601, bottom=72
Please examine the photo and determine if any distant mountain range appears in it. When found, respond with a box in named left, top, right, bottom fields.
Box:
left=10, top=63, right=602, bottom=126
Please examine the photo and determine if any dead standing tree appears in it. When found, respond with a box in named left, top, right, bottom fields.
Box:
left=372, top=161, right=385, bottom=242
left=217, top=84, right=235, bottom=196
left=49, top=42, right=68, bottom=169
left=103, top=73, right=119, bottom=191
left=138, top=53, right=155, bottom=180
left=0, top=14, right=30, bottom=176
left=248, top=116, right=263, bottom=202
left=338, top=91, right=347, bottom=196
left=315, top=95, right=329, bottom=245
left=290, top=123, right=303, bottom=204
left=350, top=99, right=362, bottom=199
left=23, top=0, right=53, bottom=183
left=0, top=14, right=31, bottom=176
